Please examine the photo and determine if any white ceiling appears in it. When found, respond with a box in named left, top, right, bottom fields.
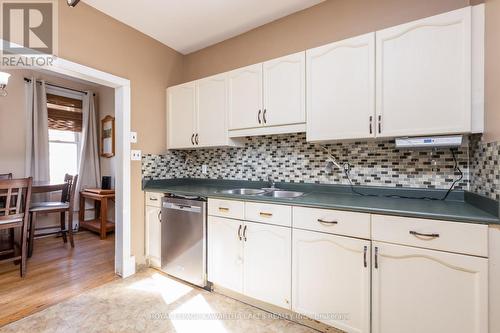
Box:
left=82, top=0, right=324, bottom=54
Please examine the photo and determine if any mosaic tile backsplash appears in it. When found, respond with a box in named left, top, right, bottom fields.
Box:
left=142, top=133, right=472, bottom=191
left=470, top=136, right=500, bottom=200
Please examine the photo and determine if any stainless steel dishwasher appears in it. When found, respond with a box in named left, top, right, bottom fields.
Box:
left=161, top=194, right=207, bottom=288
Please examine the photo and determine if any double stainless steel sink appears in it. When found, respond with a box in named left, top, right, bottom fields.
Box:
left=218, top=188, right=304, bottom=198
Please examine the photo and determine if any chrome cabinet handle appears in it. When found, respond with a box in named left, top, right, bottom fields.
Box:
left=409, top=230, right=440, bottom=238
left=378, top=115, right=382, bottom=134
left=317, top=218, right=338, bottom=225
left=195, top=133, right=199, bottom=145
left=191, top=134, right=195, bottom=145
left=218, top=207, right=229, bottom=212
left=157, top=211, right=161, bottom=222
left=374, top=246, right=379, bottom=269
left=263, top=109, right=267, bottom=124
left=369, top=116, right=373, bottom=134
left=363, top=245, right=367, bottom=268
left=259, top=212, right=273, bottom=217
left=243, top=225, right=247, bottom=241
left=258, top=109, right=262, bottom=124
left=149, top=197, right=158, bottom=201
left=238, top=225, right=242, bottom=241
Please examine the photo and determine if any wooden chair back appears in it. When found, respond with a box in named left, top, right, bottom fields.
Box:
left=0, top=178, right=32, bottom=229
left=61, top=174, right=72, bottom=203
left=0, top=173, right=13, bottom=180
left=62, top=174, right=78, bottom=212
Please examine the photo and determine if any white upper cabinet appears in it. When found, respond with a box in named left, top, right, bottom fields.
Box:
left=228, top=64, right=263, bottom=131
left=196, top=74, right=228, bottom=147
left=372, top=242, right=488, bottom=333
left=263, top=52, right=306, bottom=127
left=228, top=53, right=306, bottom=137
left=168, top=75, right=240, bottom=150
left=306, top=33, right=375, bottom=142
left=167, top=82, right=196, bottom=149
left=168, top=6, right=483, bottom=146
left=375, top=7, right=472, bottom=137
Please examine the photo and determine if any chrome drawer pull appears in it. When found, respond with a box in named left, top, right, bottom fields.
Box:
left=243, top=225, right=247, bottom=241
left=259, top=212, right=273, bottom=217
left=149, top=197, right=158, bottom=201
left=218, top=207, right=229, bottom=212
left=318, top=218, right=338, bottom=225
left=409, top=231, right=440, bottom=238
left=363, top=246, right=367, bottom=268
left=238, top=225, right=242, bottom=241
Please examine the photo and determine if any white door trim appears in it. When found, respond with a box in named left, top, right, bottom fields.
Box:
left=33, top=57, right=134, bottom=277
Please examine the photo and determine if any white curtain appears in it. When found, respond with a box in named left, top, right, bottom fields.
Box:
left=25, top=78, right=50, bottom=181
left=75, top=92, right=101, bottom=206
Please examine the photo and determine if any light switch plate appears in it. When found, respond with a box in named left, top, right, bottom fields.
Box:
left=130, top=132, right=138, bottom=143
left=202, top=164, right=208, bottom=174
left=131, top=150, right=142, bottom=161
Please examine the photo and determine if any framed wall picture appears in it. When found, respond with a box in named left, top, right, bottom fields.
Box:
left=101, top=115, right=115, bottom=158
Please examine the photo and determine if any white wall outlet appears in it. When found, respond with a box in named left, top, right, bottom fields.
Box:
left=131, top=150, right=142, bottom=161
left=202, top=164, right=208, bottom=174
left=130, top=132, right=138, bottom=143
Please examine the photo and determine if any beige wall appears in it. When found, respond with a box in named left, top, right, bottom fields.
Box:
left=56, top=0, right=184, bottom=264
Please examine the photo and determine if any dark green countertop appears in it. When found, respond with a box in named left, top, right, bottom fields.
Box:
left=143, top=179, right=500, bottom=225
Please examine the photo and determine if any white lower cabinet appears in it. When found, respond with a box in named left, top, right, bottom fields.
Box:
left=292, top=229, right=371, bottom=333
left=372, top=241, right=488, bottom=333
left=208, top=216, right=243, bottom=293
left=243, top=221, right=291, bottom=309
left=145, top=205, right=162, bottom=268
left=206, top=199, right=489, bottom=333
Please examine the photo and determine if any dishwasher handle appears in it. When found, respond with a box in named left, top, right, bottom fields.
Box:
left=162, top=201, right=202, bottom=213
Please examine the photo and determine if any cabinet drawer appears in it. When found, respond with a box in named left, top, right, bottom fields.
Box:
left=245, top=202, right=292, bottom=227
left=145, top=192, right=162, bottom=207
left=372, top=215, right=488, bottom=257
left=208, top=199, right=245, bottom=220
left=293, top=207, right=371, bottom=239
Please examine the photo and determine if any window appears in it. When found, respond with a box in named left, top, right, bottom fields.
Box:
left=46, top=93, right=83, bottom=183
left=49, top=129, right=80, bottom=183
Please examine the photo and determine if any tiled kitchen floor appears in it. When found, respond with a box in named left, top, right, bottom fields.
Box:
left=0, top=269, right=317, bottom=333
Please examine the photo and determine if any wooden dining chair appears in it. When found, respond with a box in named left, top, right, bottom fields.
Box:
left=0, top=173, right=15, bottom=258
left=29, top=174, right=78, bottom=257
left=0, top=177, right=33, bottom=277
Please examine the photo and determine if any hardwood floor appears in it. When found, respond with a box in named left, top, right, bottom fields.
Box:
left=0, top=231, right=117, bottom=327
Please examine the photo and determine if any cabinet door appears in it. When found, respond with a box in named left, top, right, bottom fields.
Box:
left=207, top=216, right=243, bottom=293
left=243, top=221, right=291, bottom=309
left=145, top=206, right=161, bottom=268
left=372, top=242, right=488, bottom=333
left=263, top=52, right=305, bottom=127
left=307, top=33, right=375, bottom=142
left=376, top=7, right=471, bottom=137
left=227, top=64, right=263, bottom=130
left=196, top=74, right=228, bottom=147
left=167, top=82, right=196, bottom=149
left=292, top=229, right=370, bottom=333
